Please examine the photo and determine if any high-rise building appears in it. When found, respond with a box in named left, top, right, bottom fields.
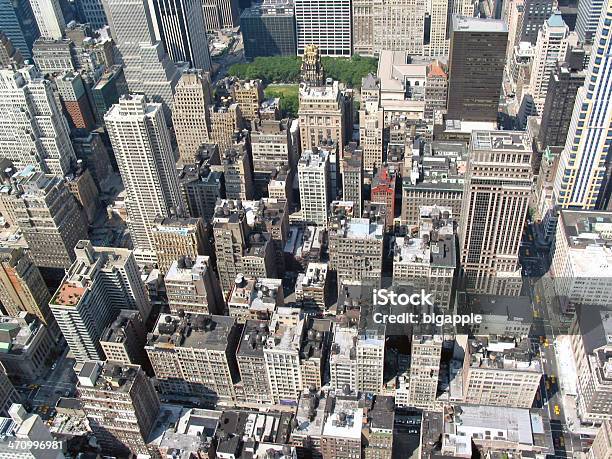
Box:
left=0, top=248, right=55, bottom=331
left=576, top=0, right=605, bottom=43
left=78, top=0, right=108, bottom=29
left=460, top=131, right=533, bottom=293
left=0, top=365, right=19, bottom=416
left=298, top=81, right=350, bottom=154
left=0, top=32, right=24, bottom=67
left=77, top=361, right=160, bottom=456
left=100, top=310, right=149, bottom=367
left=588, top=420, right=612, bottom=459
left=251, top=118, right=294, bottom=190
left=29, top=0, right=65, bottom=39
left=372, top=0, right=426, bottom=56
left=538, top=47, right=586, bottom=150
left=152, top=216, right=209, bottom=274
left=91, top=66, right=129, bottom=122
left=370, top=166, right=396, bottom=229
left=172, top=70, right=213, bottom=163
left=210, top=102, right=244, bottom=151
left=202, top=0, right=240, bottom=29
left=105, top=95, right=182, bottom=263
left=222, top=136, right=255, bottom=201
left=298, top=148, right=330, bottom=226
left=11, top=169, right=88, bottom=270
left=328, top=217, right=384, bottom=288
left=294, top=0, right=352, bottom=56
left=342, top=143, right=363, bottom=215
left=235, top=320, right=273, bottom=404
left=516, top=0, right=554, bottom=44
left=146, top=313, right=240, bottom=401
left=428, top=0, right=450, bottom=56
left=407, top=335, right=442, bottom=409
left=241, top=0, right=296, bottom=59
left=447, top=16, right=508, bottom=122
left=528, top=12, right=571, bottom=114
left=231, top=79, right=264, bottom=122
left=0, top=0, right=38, bottom=60
left=0, top=66, right=77, bottom=176
left=32, top=38, right=78, bottom=74
left=352, top=0, right=374, bottom=55
left=178, top=154, right=224, bottom=221
left=554, top=1, right=612, bottom=209
left=164, top=255, right=223, bottom=315
left=50, top=241, right=152, bottom=362
left=149, top=0, right=212, bottom=70
left=55, top=72, right=97, bottom=131
left=102, top=0, right=184, bottom=118
left=359, top=75, right=384, bottom=172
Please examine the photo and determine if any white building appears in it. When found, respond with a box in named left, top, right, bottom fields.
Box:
left=407, top=335, right=443, bottom=409
left=554, top=0, right=612, bottom=209
left=0, top=66, right=76, bottom=176
left=294, top=0, right=352, bottom=56
left=372, top=0, right=426, bottom=56
left=528, top=12, right=572, bottom=113
left=576, top=0, right=606, bottom=43
left=298, top=148, right=330, bottom=226
left=104, top=95, right=182, bottom=264
left=30, top=0, right=65, bottom=39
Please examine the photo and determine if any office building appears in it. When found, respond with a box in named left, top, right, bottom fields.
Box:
left=149, top=0, right=212, bottom=71
left=517, top=0, right=554, bottom=44
left=425, top=61, right=448, bottom=119
left=401, top=141, right=467, bottom=226
left=295, top=262, right=330, bottom=310
left=0, top=248, right=55, bottom=330
left=407, top=335, right=442, bottom=409
left=341, top=143, right=363, bottom=216
left=100, top=310, right=149, bottom=367
left=0, top=66, right=77, bottom=176
left=178, top=157, right=224, bottom=221
left=50, top=241, right=152, bottom=362
left=428, top=0, right=450, bottom=56
left=328, top=217, right=384, bottom=288
left=393, top=207, right=457, bottom=308
left=576, top=0, right=605, bottom=43
left=55, top=72, right=97, bottom=131
left=222, top=136, right=255, bottom=201
left=352, top=0, right=374, bottom=55
left=78, top=361, right=160, bottom=456
left=251, top=118, right=294, bottom=188
left=32, top=37, right=78, bottom=74
left=294, top=0, right=352, bottom=56
left=0, top=365, right=18, bottom=416
left=320, top=396, right=363, bottom=459
left=456, top=293, right=534, bottom=336
left=298, top=148, right=330, bottom=226
left=165, top=256, right=223, bottom=315
left=235, top=320, right=273, bottom=404
left=152, top=216, right=208, bottom=274
left=447, top=16, right=508, bottom=122
left=588, top=420, right=612, bottom=459
left=146, top=313, right=240, bottom=401
left=554, top=0, right=612, bottom=210
left=463, top=337, right=543, bottom=408
left=0, top=314, right=56, bottom=383
left=65, top=163, right=100, bottom=224
left=72, top=132, right=114, bottom=189
left=231, top=79, right=264, bottom=122
left=298, top=81, right=350, bottom=154
left=79, top=0, right=108, bottom=28
left=209, top=102, right=244, bottom=151
left=240, top=0, right=297, bottom=59
left=460, top=131, right=532, bottom=293
left=370, top=166, right=396, bottom=229
left=105, top=95, right=182, bottom=263
left=372, top=0, right=426, bottom=56
left=30, top=0, right=65, bottom=39
left=551, top=210, right=612, bottom=310
left=528, top=12, right=572, bottom=114
left=0, top=32, right=24, bottom=67
left=227, top=275, right=283, bottom=323
left=11, top=169, right=88, bottom=270
left=91, top=66, right=129, bottom=122
left=0, top=0, right=38, bottom=60
left=538, top=47, right=586, bottom=150
left=102, top=0, right=183, bottom=119
left=359, top=75, right=384, bottom=172
left=172, top=70, right=213, bottom=163
left=202, top=0, right=240, bottom=29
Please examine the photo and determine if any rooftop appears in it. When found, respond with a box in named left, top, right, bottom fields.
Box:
left=452, top=15, right=508, bottom=33
left=148, top=313, right=236, bottom=352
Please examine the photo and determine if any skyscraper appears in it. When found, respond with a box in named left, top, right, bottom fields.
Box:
left=528, top=12, right=572, bottom=114
left=240, top=0, right=297, bottom=59
left=78, top=0, right=108, bottom=29
left=172, top=70, right=213, bottom=163
left=407, top=335, right=442, bottom=409
left=576, top=0, right=605, bottom=43
left=460, top=131, right=533, bottom=293
left=294, top=0, right=352, bottom=56
left=149, top=0, right=212, bottom=70
left=298, top=148, right=330, bottom=226
left=0, top=0, right=39, bottom=59
left=105, top=95, right=182, bottom=263
left=202, top=0, right=240, bottom=29
left=352, top=0, right=374, bottom=55
left=554, top=1, right=612, bottom=209
left=29, top=0, right=65, bottom=39
left=428, top=0, right=450, bottom=56
left=102, top=0, right=184, bottom=118
left=11, top=169, right=88, bottom=270
left=516, top=0, right=554, bottom=45
left=0, top=66, right=77, bottom=176
left=447, top=16, right=508, bottom=122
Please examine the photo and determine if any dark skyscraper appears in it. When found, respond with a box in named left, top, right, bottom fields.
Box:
left=447, top=16, right=508, bottom=123
left=240, top=0, right=297, bottom=60
left=539, top=47, right=586, bottom=150
left=0, top=0, right=39, bottom=59
left=517, top=0, right=554, bottom=44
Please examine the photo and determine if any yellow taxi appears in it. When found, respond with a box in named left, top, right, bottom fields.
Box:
left=554, top=405, right=561, bottom=416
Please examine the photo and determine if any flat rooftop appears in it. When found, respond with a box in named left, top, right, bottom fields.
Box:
left=452, top=15, right=508, bottom=33
left=148, top=313, right=236, bottom=352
